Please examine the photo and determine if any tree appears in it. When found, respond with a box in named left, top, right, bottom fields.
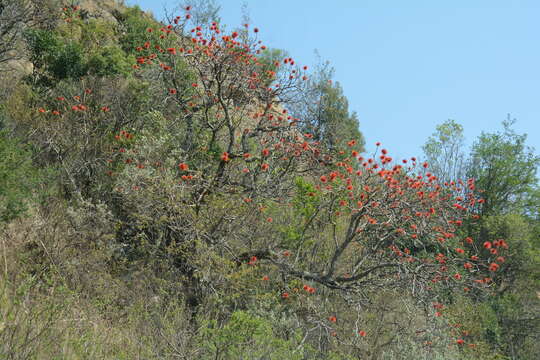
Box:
left=290, top=58, right=365, bottom=153
left=468, top=117, right=539, bottom=217
left=422, top=119, right=467, bottom=185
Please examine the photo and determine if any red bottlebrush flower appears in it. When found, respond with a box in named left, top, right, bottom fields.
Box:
left=483, top=241, right=492, bottom=249
left=146, top=28, right=153, bottom=32
left=490, top=248, right=498, bottom=255
left=456, top=339, right=465, bottom=345
left=470, top=255, right=479, bottom=261
left=358, top=330, right=366, bottom=337
left=52, top=110, right=60, bottom=115
left=464, top=262, right=473, bottom=270
left=38, top=107, right=46, bottom=113
left=489, top=263, right=499, bottom=272
left=231, top=31, right=239, bottom=38
left=191, top=83, right=198, bottom=87
left=496, top=256, right=505, bottom=263
left=71, top=105, right=79, bottom=111
left=455, top=248, right=465, bottom=254
left=320, top=175, right=327, bottom=183
left=169, top=88, right=177, bottom=94
left=261, top=148, right=270, bottom=157
left=308, top=287, right=315, bottom=294
left=454, top=273, right=462, bottom=280
left=178, top=163, right=189, bottom=171
left=250, top=256, right=257, bottom=263
left=243, top=153, right=251, bottom=159
left=266, top=217, right=272, bottom=222
left=221, top=152, right=230, bottom=162
left=281, top=292, right=289, bottom=299
left=262, top=275, right=269, bottom=281
left=261, top=163, right=269, bottom=171
left=283, top=250, right=291, bottom=257
left=328, top=316, right=337, bottom=323
left=465, top=237, right=473, bottom=244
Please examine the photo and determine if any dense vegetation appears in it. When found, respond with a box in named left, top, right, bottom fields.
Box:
left=0, top=1, right=538, bottom=359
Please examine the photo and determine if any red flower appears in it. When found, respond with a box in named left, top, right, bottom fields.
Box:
left=231, top=31, right=239, bottom=38
left=455, top=248, right=465, bottom=254
left=261, top=148, right=270, bottom=157
left=221, top=152, right=230, bottom=162
left=169, top=88, right=177, bottom=94
left=358, top=330, right=366, bottom=337
left=456, top=339, right=465, bottom=345
left=262, top=275, right=269, bottom=281
left=483, top=241, right=492, bottom=249
left=178, top=163, right=189, bottom=171
left=281, top=292, right=289, bottom=299
left=328, top=316, right=337, bottom=323
left=254, top=28, right=259, bottom=33
left=320, top=175, right=327, bottom=183
left=453, top=273, right=462, bottom=280
left=489, top=263, right=499, bottom=272
left=261, top=163, right=269, bottom=171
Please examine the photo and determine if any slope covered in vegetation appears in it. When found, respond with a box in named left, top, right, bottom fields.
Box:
left=0, top=1, right=538, bottom=359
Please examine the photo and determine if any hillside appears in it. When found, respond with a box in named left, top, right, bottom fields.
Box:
left=0, top=1, right=538, bottom=359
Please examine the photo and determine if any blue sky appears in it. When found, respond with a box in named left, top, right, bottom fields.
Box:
left=128, top=0, right=540, bottom=159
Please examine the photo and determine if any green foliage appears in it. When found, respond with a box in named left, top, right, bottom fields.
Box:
left=199, top=311, right=304, bottom=360
left=87, top=45, right=133, bottom=76
left=24, top=28, right=87, bottom=82
left=422, top=119, right=467, bottom=184
left=0, top=130, right=38, bottom=223
left=292, top=60, right=365, bottom=153
left=468, top=118, right=539, bottom=216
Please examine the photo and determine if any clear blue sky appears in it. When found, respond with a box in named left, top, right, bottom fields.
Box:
left=128, top=0, right=540, bottom=159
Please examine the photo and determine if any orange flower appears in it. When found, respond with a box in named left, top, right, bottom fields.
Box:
left=489, top=263, right=499, bottom=272
left=261, top=163, right=269, bottom=171
left=221, top=152, right=230, bottom=162
left=178, top=163, right=189, bottom=171
left=328, top=316, right=337, bottom=323
left=262, top=275, right=269, bottom=281
left=281, top=292, right=289, bottom=299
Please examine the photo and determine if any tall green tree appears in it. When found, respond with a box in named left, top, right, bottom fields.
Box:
left=422, top=119, right=467, bottom=184
left=291, top=59, right=365, bottom=153
left=468, top=118, right=539, bottom=217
